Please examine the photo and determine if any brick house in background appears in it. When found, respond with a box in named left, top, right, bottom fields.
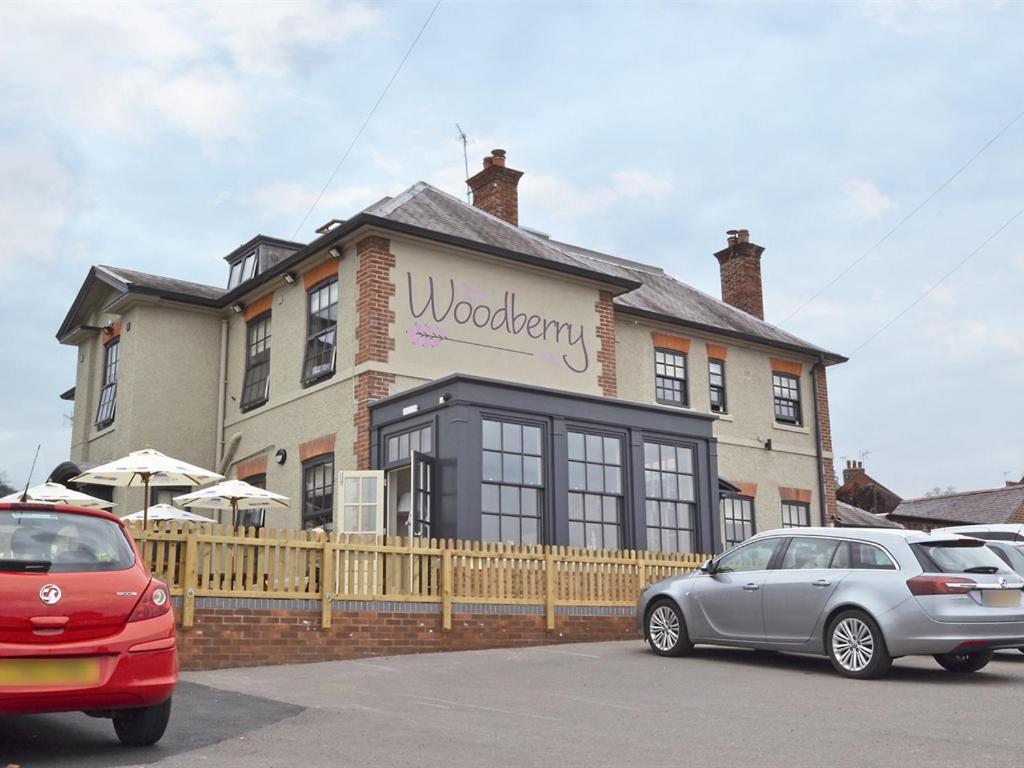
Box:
left=836, top=460, right=902, bottom=517
left=56, top=149, right=846, bottom=554
left=889, top=483, right=1024, bottom=531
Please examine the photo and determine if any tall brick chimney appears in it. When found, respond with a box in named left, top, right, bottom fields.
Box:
left=843, top=460, right=866, bottom=486
left=467, top=149, right=523, bottom=226
left=714, top=229, right=765, bottom=319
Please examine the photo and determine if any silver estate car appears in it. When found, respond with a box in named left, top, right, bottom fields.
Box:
left=637, top=528, right=1024, bottom=678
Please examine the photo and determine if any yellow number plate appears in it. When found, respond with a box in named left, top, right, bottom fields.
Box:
left=0, top=658, right=101, bottom=687
left=983, top=590, right=1022, bottom=608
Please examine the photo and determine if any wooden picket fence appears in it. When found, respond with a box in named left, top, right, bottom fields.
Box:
left=126, top=523, right=708, bottom=631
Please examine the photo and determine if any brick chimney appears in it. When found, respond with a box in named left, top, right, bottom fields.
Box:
left=843, top=460, right=866, bottom=486
left=714, top=229, right=765, bottom=319
left=467, top=149, right=523, bottom=226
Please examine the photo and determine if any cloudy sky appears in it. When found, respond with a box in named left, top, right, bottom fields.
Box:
left=0, top=0, right=1020, bottom=499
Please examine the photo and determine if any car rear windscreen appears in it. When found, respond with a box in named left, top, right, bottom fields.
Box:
left=913, top=539, right=1013, bottom=575
left=0, top=510, right=135, bottom=573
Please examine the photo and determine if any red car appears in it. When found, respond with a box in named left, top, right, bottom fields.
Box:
left=0, top=501, right=177, bottom=745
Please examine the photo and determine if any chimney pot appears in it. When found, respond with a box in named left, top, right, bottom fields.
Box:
left=737, top=229, right=750, bottom=244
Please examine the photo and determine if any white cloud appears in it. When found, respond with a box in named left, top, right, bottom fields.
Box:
left=0, top=139, right=76, bottom=270
left=199, top=1, right=379, bottom=77
left=844, top=178, right=896, bottom=222
left=925, top=318, right=1023, bottom=362
left=0, top=1, right=380, bottom=142
left=1009, top=252, right=1024, bottom=272
left=526, top=170, right=674, bottom=218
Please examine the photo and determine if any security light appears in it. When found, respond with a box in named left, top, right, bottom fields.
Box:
left=231, top=303, right=245, bottom=314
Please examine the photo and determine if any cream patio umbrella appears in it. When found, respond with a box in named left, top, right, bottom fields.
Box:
left=174, top=479, right=289, bottom=528
left=70, top=448, right=223, bottom=527
left=0, top=481, right=114, bottom=509
left=121, top=503, right=217, bottom=524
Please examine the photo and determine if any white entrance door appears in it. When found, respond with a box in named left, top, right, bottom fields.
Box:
left=336, top=470, right=385, bottom=596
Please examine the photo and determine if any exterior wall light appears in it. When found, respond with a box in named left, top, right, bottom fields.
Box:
left=329, top=247, right=342, bottom=259
left=274, top=448, right=287, bottom=465
left=231, top=303, right=245, bottom=314
left=283, top=272, right=297, bottom=284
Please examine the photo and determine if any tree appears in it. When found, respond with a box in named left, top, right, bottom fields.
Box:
left=924, top=486, right=957, bottom=498
left=0, top=472, right=16, bottom=497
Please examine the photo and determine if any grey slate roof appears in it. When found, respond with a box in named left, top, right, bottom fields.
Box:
left=891, top=485, right=1024, bottom=525
left=835, top=501, right=904, bottom=529
left=99, top=265, right=225, bottom=302
left=549, top=239, right=840, bottom=360
left=363, top=183, right=621, bottom=279
left=367, top=183, right=843, bottom=362
left=63, top=180, right=843, bottom=362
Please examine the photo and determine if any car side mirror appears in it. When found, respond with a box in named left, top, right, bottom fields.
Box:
left=700, top=559, right=715, bottom=574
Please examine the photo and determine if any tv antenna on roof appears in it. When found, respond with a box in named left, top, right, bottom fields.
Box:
left=456, top=123, right=470, bottom=203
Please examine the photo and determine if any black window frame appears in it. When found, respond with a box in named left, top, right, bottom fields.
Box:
left=709, top=358, right=727, bottom=414
left=567, top=430, right=624, bottom=551
left=480, top=417, right=545, bottom=546
left=781, top=501, right=811, bottom=528
left=301, top=454, right=335, bottom=530
left=301, top=277, right=339, bottom=387
left=95, top=338, right=119, bottom=429
left=239, top=473, right=267, bottom=528
left=643, top=440, right=698, bottom=554
left=385, top=423, right=434, bottom=468
left=654, top=348, right=688, bottom=407
left=772, top=372, right=802, bottom=426
left=721, top=495, right=755, bottom=548
left=240, top=311, right=272, bottom=412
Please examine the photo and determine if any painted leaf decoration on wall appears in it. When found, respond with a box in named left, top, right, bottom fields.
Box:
left=406, top=322, right=447, bottom=349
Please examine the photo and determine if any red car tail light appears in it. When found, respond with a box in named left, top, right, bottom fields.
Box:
left=906, top=575, right=977, bottom=596
left=128, top=579, right=171, bottom=623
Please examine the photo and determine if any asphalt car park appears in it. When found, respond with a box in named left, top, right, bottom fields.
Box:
left=7, top=640, right=1022, bottom=768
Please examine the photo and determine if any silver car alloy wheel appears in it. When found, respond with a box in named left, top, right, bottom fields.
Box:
left=832, top=617, right=874, bottom=672
left=649, top=605, right=680, bottom=652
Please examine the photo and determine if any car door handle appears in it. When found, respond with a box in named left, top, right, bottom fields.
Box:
left=742, top=583, right=760, bottom=591
left=812, top=579, right=832, bottom=587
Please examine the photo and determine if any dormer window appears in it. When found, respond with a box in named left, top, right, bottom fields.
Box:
left=228, top=250, right=259, bottom=289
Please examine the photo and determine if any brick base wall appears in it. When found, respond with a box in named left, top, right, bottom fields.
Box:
left=174, top=600, right=636, bottom=671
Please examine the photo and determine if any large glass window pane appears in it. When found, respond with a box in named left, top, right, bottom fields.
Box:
left=568, top=432, right=585, bottom=461
left=643, top=441, right=697, bottom=553
left=523, top=426, right=542, bottom=456
left=482, top=420, right=501, bottom=450
left=482, top=451, right=502, bottom=482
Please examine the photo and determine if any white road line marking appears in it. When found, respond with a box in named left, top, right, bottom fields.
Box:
left=405, top=694, right=559, bottom=721
left=414, top=701, right=452, bottom=710
left=533, top=648, right=602, bottom=659
left=539, top=691, right=640, bottom=712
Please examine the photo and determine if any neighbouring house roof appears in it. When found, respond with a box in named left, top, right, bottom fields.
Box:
left=890, top=485, right=1024, bottom=526
left=835, top=500, right=904, bottom=529
left=57, top=181, right=845, bottom=363
left=836, top=469, right=903, bottom=517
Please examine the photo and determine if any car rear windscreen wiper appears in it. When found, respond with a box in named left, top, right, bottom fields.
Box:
left=963, top=566, right=1000, bottom=574
left=0, top=559, right=52, bottom=572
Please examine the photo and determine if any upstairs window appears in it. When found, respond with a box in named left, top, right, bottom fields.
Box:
left=772, top=372, right=802, bottom=425
left=654, top=348, right=688, bottom=407
left=241, top=313, right=271, bottom=411
left=709, top=359, right=726, bottom=414
left=228, top=250, right=258, bottom=289
left=302, top=278, right=338, bottom=385
left=95, top=338, right=119, bottom=428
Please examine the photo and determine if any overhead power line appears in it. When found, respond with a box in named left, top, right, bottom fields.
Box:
left=782, top=108, right=1024, bottom=325
left=849, top=200, right=1024, bottom=354
left=291, top=0, right=443, bottom=239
